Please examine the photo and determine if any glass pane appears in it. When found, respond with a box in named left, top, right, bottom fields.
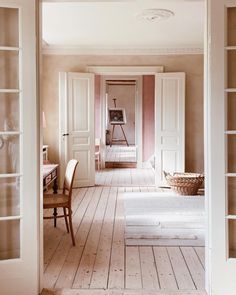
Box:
left=228, top=177, right=236, bottom=215
left=0, top=177, right=20, bottom=217
left=227, top=135, right=236, bottom=173
left=0, top=50, right=19, bottom=89
left=228, top=8, right=236, bottom=47
left=0, top=93, right=19, bottom=131
left=0, top=219, right=20, bottom=260
left=0, top=8, right=19, bottom=47
left=229, top=219, right=236, bottom=258
left=227, top=93, right=236, bottom=130
left=0, top=135, right=19, bottom=174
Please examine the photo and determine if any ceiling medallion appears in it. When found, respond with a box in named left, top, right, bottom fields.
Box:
left=136, top=9, right=174, bottom=22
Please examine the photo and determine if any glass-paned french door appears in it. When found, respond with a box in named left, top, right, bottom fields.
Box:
left=208, top=0, right=236, bottom=294
left=0, top=6, right=21, bottom=261
left=0, top=1, right=39, bottom=294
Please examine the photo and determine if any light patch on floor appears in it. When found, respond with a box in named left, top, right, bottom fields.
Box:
left=105, top=145, right=137, bottom=163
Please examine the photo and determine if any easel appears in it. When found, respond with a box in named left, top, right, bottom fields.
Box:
left=110, top=98, right=129, bottom=147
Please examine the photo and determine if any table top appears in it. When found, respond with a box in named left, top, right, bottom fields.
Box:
left=43, top=164, right=59, bottom=178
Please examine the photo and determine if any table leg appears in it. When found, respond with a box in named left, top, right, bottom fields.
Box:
left=53, top=178, right=58, bottom=227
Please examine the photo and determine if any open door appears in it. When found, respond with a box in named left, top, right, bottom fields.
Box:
left=0, top=0, right=39, bottom=294
left=207, top=1, right=236, bottom=293
left=59, top=72, right=95, bottom=187
left=155, top=72, right=185, bottom=185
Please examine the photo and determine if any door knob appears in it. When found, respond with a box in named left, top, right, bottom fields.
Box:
left=62, top=133, right=69, bottom=136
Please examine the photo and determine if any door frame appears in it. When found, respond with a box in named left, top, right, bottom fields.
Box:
left=87, top=66, right=164, bottom=168
left=39, top=1, right=219, bottom=294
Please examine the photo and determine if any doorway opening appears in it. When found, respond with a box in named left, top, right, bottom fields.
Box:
left=104, top=77, right=137, bottom=168
left=41, top=1, right=206, bottom=294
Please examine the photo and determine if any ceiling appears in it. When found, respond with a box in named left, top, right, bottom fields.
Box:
left=42, top=0, right=204, bottom=54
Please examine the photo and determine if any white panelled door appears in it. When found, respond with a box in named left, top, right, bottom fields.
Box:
left=0, top=0, right=39, bottom=295
left=60, top=72, right=95, bottom=187
left=155, top=73, right=185, bottom=185
left=207, top=1, right=236, bottom=294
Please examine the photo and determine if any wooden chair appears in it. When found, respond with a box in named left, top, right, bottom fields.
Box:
left=43, top=159, right=78, bottom=246
left=95, top=138, right=101, bottom=170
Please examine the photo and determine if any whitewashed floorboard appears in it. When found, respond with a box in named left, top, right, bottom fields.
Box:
left=139, top=246, right=160, bottom=290
left=44, top=168, right=205, bottom=293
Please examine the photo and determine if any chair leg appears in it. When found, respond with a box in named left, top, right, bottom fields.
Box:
left=63, top=207, right=69, bottom=233
left=68, top=208, right=75, bottom=246
left=97, top=157, right=100, bottom=171
left=53, top=208, right=57, bottom=227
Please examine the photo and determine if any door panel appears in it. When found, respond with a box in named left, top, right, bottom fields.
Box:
left=60, top=72, right=95, bottom=187
left=155, top=73, right=185, bottom=185
left=0, top=1, right=38, bottom=294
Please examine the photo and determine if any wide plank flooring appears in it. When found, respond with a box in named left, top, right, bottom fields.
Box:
left=43, top=178, right=206, bottom=294
left=105, top=145, right=137, bottom=163
left=96, top=168, right=155, bottom=186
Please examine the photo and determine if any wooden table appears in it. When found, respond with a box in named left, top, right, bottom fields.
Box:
left=43, top=164, right=59, bottom=227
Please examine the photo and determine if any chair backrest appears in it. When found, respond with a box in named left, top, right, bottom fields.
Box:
left=95, top=138, right=101, bottom=149
left=63, top=159, right=79, bottom=197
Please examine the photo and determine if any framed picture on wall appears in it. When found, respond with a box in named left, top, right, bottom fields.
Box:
left=108, top=108, right=127, bottom=125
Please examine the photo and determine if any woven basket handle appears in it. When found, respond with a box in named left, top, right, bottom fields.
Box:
left=163, top=171, right=170, bottom=178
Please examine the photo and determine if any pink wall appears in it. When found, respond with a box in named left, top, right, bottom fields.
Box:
left=142, top=75, right=155, bottom=161
left=95, top=75, right=101, bottom=138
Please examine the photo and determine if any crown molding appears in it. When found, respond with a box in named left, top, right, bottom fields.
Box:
left=42, top=45, right=204, bottom=56
left=86, top=66, right=164, bottom=75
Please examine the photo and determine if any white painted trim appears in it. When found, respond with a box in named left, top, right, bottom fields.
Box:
left=59, top=72, right=68, bottom=188
left=135, top=76, right=143, bottom=168
left=97, top=66, right=164, bottom=168
left=204, top=0, right=210, bottom=293
left=88, top=66, right=164, bottom=75
left=42, top=0, right=137, bottom=2
left=42, top=0, right=205, bottom=2
left=42, top=46, right=204, bottom=56
left=100, top=75, right=143, bottom=168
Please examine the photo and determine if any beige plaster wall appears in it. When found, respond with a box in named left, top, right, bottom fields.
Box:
left=42, top=54, right=204, bottom=173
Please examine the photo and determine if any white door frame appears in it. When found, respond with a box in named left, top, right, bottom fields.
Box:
left=38, top=1, right=229, bottom=294
left=87, top=66, right=164, bottom=168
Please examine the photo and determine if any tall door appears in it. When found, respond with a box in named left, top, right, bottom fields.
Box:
left=0, top=0, right=39, bottom=295
left=155, top=73, right=185, bottom=185
left=207, top=1, right=236, bottom=293
left=60, top=72, right=95, bottom=187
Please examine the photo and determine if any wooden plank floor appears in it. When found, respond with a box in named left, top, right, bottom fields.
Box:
left=96, top=168, right=155, bottom=186
left=43, top=181, right=206, bottom=294
left=105, top=145, right=137, bottom=163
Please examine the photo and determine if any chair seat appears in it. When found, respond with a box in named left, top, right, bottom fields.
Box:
left=43, top=193, right=69, bottom=208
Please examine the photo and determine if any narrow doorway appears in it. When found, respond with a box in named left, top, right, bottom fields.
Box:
left=105, top=79, right=137, bottom=168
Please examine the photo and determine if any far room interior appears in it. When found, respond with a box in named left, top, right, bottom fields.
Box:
left=41, top=1, right=205, bottom=293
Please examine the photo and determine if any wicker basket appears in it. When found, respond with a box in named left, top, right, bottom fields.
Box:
left=164, top=171, right=204, bottom=195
